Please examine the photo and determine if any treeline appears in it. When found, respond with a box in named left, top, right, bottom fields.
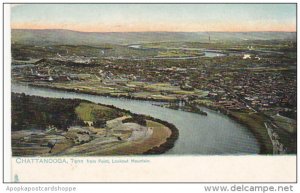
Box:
left=11, top=93, right=85, bottom=131
left=142, top=116, right=179, bottom=155
left=122, top=114, right=147, bottom=126
left=35, top=58, right=101, bottom=68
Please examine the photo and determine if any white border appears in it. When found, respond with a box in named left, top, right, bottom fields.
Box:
left=3, top=3, right=11, bottom=183
left=1, top=0, right=298, bottom=186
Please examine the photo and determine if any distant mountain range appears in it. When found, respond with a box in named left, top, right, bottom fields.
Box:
left=11, top=29, right=296, bottom=45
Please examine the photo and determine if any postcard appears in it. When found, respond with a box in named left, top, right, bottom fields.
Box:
left=3, top=3, right=297, bottom=182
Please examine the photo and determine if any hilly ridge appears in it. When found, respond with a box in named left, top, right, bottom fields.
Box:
left=12, top=29, right=296, bottom=45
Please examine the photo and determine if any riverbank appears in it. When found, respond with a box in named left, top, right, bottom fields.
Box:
left=12, top=83, right=260, bottom=155
left=26, top=83, right=267, bottom=154
left=26, top=82, right=178, bottom=103
left=11, top=93, right=179, bottom=156
left=192, top=100, right=273, bottom=154
left=227, top=111, right=273, bottom=154
left=86, top=107, right=179, bottom=155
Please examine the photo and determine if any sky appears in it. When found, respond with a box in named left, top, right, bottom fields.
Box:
left=11, top=4, right=296, bottom=32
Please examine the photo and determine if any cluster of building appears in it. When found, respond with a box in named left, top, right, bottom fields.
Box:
left=229, top=71, right=296, bottom=112
left=12, top=52, right=296, bottom=117
left=51, top=53, right=96, bottom=64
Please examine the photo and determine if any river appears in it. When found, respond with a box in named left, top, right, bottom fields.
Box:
left=11, top=83, right=260, bottom=155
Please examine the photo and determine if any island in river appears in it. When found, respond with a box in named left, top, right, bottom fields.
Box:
left=11, top=93, right=178, bottom=156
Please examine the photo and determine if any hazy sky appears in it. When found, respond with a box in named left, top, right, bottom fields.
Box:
left=11, top=4, right=296, bottom=32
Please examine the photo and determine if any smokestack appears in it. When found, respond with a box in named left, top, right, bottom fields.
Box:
left=207, top=32, right=211, bottom=43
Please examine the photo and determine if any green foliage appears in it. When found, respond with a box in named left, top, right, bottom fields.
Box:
left=11, top=93, right=84, bottom=131
left=75, top=102, right=122, bottom=122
